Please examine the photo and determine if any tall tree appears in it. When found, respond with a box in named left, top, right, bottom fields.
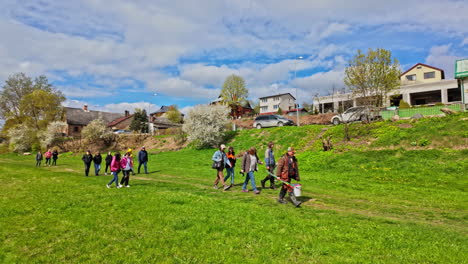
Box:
left=344, top=48, right=401, bottom=107
left=220, top=74, right=248, bottom=118
left=19, top=89, right=65, bottom=130
left=166, top=105, right=183, bottom=124
left=0, top=73, right=65, bottom=131
left=130, top=109, right=148, bottom=133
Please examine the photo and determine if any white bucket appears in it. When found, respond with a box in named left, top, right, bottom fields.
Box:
left=292, top=184, right=302, bottom=197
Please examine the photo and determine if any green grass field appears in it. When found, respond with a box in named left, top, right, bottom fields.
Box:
left=1, top=145, right=467, bottom=263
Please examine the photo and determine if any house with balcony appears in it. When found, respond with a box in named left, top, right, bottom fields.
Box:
left=259, top=93, right=296, bottom=114
left=313, top=63, right=462, bottom=113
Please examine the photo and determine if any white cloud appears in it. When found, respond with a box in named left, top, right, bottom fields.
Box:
left=425, top=44, right=461, bottom=79
left=1, top=0, right=467, bottom=108
left=63, top=100, right=157, bottom=114
left=462, top=37, right=468, bottom=46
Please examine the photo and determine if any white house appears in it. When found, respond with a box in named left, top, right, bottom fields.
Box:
left=313, top=63, right=462, bottom=113
left=259, top=93, right=296, bottom=114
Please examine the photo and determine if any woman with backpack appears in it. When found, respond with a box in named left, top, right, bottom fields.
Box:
left=211, top=144, right=231, bottom=191
left=240, top=147, right=263, bottom=194
left=107, top=152, right=122, bottom=188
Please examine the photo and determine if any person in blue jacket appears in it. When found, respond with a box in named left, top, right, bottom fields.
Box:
left=212, top=144, right=231, bottom=191
left=138, top=146, right=149, bottom=174
left=261, top=141, right=276, bottom=189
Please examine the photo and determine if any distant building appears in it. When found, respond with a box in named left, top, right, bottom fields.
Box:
left=455, top=59, right=468, bottom=104
left=64, top=105, right=127, bottom=137
left=149, top=106, right=184, bottom=129
left=209, top=96, right=254, bottom=118
left=313, top=63, right=461, bottom=113
left=259, top=93, right=296, bottom=114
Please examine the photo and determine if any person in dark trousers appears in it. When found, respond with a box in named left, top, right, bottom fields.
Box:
left=223, top=146, right=236, bottom=187
left=93, top=151, right=102, bottom=176
left=261, top=141, right=276, bottom=189
left=120, top=152, right=133, bottom=187
left=36, top=151, right=43, bottom=167
left=52, top=150, right=59, bottom=166
left=240, top=147, right=263, bottom=194
left=137, top=146, right=148, bottom=174
left=211, top=144, right=231, bottom=191
left=104, top=152, right=113, bottom=175
left=44, top=149, right=52, bottom=166
left=107, top=152, right=122, bottom=188
left=276, top=147, right=302, bottom=207
left=81, top=150, right=93, bottom=177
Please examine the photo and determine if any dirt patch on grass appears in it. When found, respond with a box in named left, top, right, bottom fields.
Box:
left=398, top=123, right=413, bottom=128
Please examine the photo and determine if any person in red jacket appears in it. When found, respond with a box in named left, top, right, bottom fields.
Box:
left=107, top=152, right=122, bottom=188
left=44, top=149, right=52, bottom=167
left=276, top=147, right=302, bottom=207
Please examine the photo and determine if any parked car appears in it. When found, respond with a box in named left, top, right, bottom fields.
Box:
left=113, top=129, right=132, bottom=134
left=253, top=115, right=294, bottom=129
left=331, top=106, right=381, bottom=125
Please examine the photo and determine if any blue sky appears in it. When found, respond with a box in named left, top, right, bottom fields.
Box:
left=0, top=0, right=467, bottom=114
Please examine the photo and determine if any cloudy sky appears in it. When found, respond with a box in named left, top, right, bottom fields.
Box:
left=0, top=0, right=467, bottom=114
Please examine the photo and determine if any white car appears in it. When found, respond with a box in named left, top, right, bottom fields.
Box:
left=331, top=106, right=381, bottom=125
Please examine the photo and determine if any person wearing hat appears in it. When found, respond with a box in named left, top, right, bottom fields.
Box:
left=127, top=148, right=136, bottom=175
left=138, top=146, right=149, bottom=174
left=211, top=144, right=231, bottom=191
left=276, top=147, right=302, bottom=207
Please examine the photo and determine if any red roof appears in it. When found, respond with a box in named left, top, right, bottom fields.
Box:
left=400, top=63, right=445, bottom=79
left=108, top=114, right=134, bottom=127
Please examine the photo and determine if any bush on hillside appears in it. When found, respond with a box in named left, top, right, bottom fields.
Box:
left=81, top=119, right=114, bottom=145
left=8, top=124, right=37, bottom=153
left=399, top=100, right=411, bottom=109
left=182, top=104, right=230, bottom=148
left=38, top=121, right=68, bottom=149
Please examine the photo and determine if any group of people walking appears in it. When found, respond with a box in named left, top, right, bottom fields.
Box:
left=79, top=146, right=148, bottom=189
left=212, top=142, right=302, bottom=207
left=81, top=146, right=149, bottom=179
left=35, top=149, right=59, bottom=167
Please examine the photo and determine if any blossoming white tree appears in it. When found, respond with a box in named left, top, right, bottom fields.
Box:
left=182, top=104, right=230, bottom=148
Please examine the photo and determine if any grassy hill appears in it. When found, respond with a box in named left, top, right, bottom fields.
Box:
left=0, top=113, right=467, bottom=263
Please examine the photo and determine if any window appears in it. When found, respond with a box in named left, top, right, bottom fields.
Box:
left=273, top=105, right=279, bottom=110
left=424, top=71, right=435, bottom=79
left=260, top=98, right=267, bottom=103
left=255, top=116, right=267, bottom=121
left=74, top=126, right=79, bottom=132
left=260, top=106, right=268, bottom=112
left=406, top=74, right=416, bottom=81
left=273, top=97, right=279, bottom=101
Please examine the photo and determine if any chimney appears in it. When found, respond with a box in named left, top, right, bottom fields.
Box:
left=83, top=104, right=89, bottom=112
left=125, top=110, right=129, bottom=117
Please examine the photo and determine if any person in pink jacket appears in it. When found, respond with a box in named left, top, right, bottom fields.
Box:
left=120, top=152, right=133, bottom=188
left=107, top=152, right=122, bottom=188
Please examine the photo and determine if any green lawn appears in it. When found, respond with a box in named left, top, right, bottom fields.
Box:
left=1, top=147, right=467, bottom=263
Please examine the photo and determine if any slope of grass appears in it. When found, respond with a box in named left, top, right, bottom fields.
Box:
left=1, top=147, right=466, bottom=263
